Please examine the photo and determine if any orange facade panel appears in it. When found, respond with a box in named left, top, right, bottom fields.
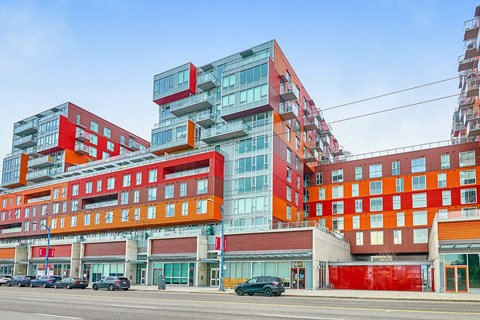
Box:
left=0, top=247, right=15, bottom=259
left=438, top=220, right=480, bottom=241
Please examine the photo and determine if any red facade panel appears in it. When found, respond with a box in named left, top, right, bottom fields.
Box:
left=84, top=241, right=126, bottom=256
left=31, top=244, right=72, bottom=258
left=329, top=265, right=423, bottom=291
left=151, top=237, right=197, bottom=254
left=225, top=230, right=312, bottom=252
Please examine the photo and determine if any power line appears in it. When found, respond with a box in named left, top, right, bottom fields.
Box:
left=328, top=94, right=459, bottom=124
left=322, top=76, right=459, bottom=111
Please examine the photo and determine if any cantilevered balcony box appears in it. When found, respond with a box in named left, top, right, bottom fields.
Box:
left=153, top=63, right=197, bottom=106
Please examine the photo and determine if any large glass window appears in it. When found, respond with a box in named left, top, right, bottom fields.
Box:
left=166, top=204, right=175, bottom=217
left=351, top=183, right=359, bottom=197
left=370, top=214, right=383, bottom=228
left=356, top=232, right=363, bottom=246
left=411, top=158, right=426, bottom=173
left=352, top=215, right=360, bottom=229
left=461, top=188, right=477, bottom=204
left=413, top=228, right=428, bottom=244
left=196, top=200, right=207, bottom=214
left=393, top=195, right=401, bottom=210
left=315, top=203, right=323, bottom=216
left=412, top=193, right=427, bottom=208
left=369, top=164, right=382, bottom=178
left=197, top=179, right=208, bottom=194
left=149, top=169, right=157, bottom=183
left=332, top=170, right=343, bottom=183
left=164, top=185, right=174, bottom=199
left=396, top=178, right=404, bottom=192
left=441, top=154, right=450, bottom=169
left=355, top=166, right=362, bottom=180
left=413, top=211, right=427, bottom=226
left=332, top=217, right=344, bottom=230
left=332, top=186, right=344, bottom=199
left=393, top=230, right=402, bottom=244
left=370, top=231, right=384, bottom=245
left=396, top=212, right=405, bottom=227
left=392, top=161, right=400, bottom=175
left=355, top=199, right=362, bottom=213
left=148, top=187, right=157, bottom=201
left=412, top=175, right=426, bottom=190
left=442, top=190, right=451, bottom=206
left=369, top=181, right=382, bottom=195
left=370, top=197, right=383, bottom=211
left=438, top=173, right=447, bottom=188
left=460, top=169, right=476, bottom=185
left=332, top=201, right=344, bottom=214
left=459, top=151, right=475, bottom=167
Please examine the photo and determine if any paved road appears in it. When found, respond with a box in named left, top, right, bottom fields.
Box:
left=0, top=286, right=479, bottom=320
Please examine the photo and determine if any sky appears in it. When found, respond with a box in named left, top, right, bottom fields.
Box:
left=0, top=0, right=478, bottom=160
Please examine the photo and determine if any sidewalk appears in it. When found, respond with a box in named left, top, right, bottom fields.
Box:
left=130, top=285, right=480, bottom=302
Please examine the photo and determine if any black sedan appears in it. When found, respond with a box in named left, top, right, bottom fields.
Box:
left=54, top=277, right=88, bottom=289
left=30, top=275, right=62, bottom=288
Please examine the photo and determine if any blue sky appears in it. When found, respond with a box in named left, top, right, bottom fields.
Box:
left=0, top=0, right=478, bottom=159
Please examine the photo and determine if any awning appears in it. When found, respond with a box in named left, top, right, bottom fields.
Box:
left=82, top=256, right=125, bottom=263
left=225, top=252, right=312, bottom=260
left=29, top=258, right=72, bottom=264
left=149, top=254, right=196, bottom=262
left=0, top=259, right=14, bottom=264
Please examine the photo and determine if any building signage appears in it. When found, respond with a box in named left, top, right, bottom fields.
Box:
left=215, top=237, right=227, bottom=251
left=38, top=248, right=55, bottom=258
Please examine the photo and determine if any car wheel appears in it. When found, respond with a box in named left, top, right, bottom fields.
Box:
left=122, top=288, right=129, bottom=291
left=30, top=283, right=34, bottom=288
left=7, top=282, right=11, bottom=287
left=92, top=284, right=98, bottom=291
left=264, top=287, right=273, bottom=297
left=54, top=284, right=58, bottom=289
left=247, top=293, right=254, bottom=296
left=17, top=282, right=22, bottom=287
left=43, top=283, right=48, bottom=288
left=108, top=284, right=115, bottom=291
left=67, top=284, right=71, bottom=289
left=235, top=287, right=244, bottom=296
left=274, top=292, right=281, bottom=296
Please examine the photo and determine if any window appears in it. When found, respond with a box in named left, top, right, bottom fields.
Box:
left=370, top=197, right=383, bottom=211
left=122, top=209, right=129, bottom=222
left=134, top=208, right=141, bottom=221
left=316, top=172, right=323, bottom=185
left=149, top=169, right=157, bottom=183
left=352, top=215, right=360, bottom=229
left=146, top=187, right=156, bottom=201
left=332, top=170, right=343, bottom=183
left=97, top=180, right=102, bottom=192
left=295, top=156, right=299, bottom=170
left=89, top=147, right=97, bottom=158
left=286, top=167, right=292, bottom=183
left=318, top=188, right=325, bottom=200
left=332, top=186, right=344, bottom=199
left=76, top=114, right=81, bottom=125
left=413, top=211, right=427, bottom=226
left=52, top=203, right=59, bottom=214
left=107, top=177, right=115, bottom=190
left=123, top=174, right=131, bottom=187
left=85, top=182, right=92, bottom=194
left=369, top=164, right=382, bottom=178
left=104, top=127, right=111, bottom=138
left=286, top=205, right=292, bottom=220
left=356, top=232, right=364, bottom=246
left=461, top=188, right=477, bottom=204
left=396, top=178, right=404, bottom=192
left=412, top=193, right=427, bottom=208
left=442, top=190, right=451, bottom=206
left=196, top=200, right=207, bottom=214
left=147, top=206, right=156, bottom=219
left=438, top=173, right=447, bottom=188
left=178, top=69, right=189, bottom=85
left=60, top=218, right=64, bottom=228
left=332, top=201, right=344, bottom=214
left=459, top=151, right=475, bottom=167
left=72, top=184, right=79, bottom=196
left=393, top=230, right=402, bottom=244
left=107, top=141, right=115, bottom=152
left=182, top=202, right=188, bottom=216
left=392, top=161, right=400, bottom=176
left=53, top=189, right=59, bottom=199
left=95, top=213, right=100, bottom=224
left=71, top=200, right=78, bottom=212
left=413, top=228, right=428, bottom=244
left=165, top=184, right=177, bottom=199
left=441, top=154, right=450, bottom=169
left=136, top=172, right=142, bottom=185
left=332, top=217, right=344, bottom=230
left=120, top=191, right=129, bottom=204
left=315, top=203, right=323, bottom=216
left=286, top=148, right=292, bottom=164
left=166, top=203, right=175, bottom=217
left=90, top=121, right=98, bottom=133
left=411, top=158, right=426, bottom=173
left=355, top=166, right=362, bottom=180
left=355, top=199, right=362, bottom=213
left=370, top=214, right=383, bottom=228
left=369, top=181, right=382, bottom=195
left=351, top=184, right=359, bottom=197
left=393, top=195, right=401, bottom=210
left=105, top=211, right=113, bottom=223
left=180, top=182, right=187, bottom=197
left=412, top=175, right=426, bottom=190
left=90, top=134, right=98, bottom=145
left=285, top=126, right=291, bottom=142
left=296, top=176, right=301, bottom=189
left=286, top=186, right=292, bottom=202
left=371, top=231, right=384, bottom=245
left=84, top=214, right=91, bottom=226
left=133, top=190, right=139, bottom=203
left=396, top=212, right=405, bottom=227
left=460, top=169, right=476, bottom=185
left=197, top=179, right=208, bottom=194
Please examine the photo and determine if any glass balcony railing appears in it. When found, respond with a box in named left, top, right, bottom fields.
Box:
left=13, top=135, right=37, bottom=148
left=75, top=142, right=90, bottom=154
left=279, top=102, right=299, bottom=120
left=170, top=93, right=214, bottom=116
left=14, top=121, right=38, bottom=135
left=197, top=73, right=218, bottom=91
left=75, top=128, right=90, bottom=141
left=279, top=82, right=300, bottom=102
left=28, top=155, right=55, bottom=168
left=201, top=122, right=250, bottom=144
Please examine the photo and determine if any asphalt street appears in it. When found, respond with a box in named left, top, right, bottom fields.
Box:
left=0, top=286, right=479, bottom=320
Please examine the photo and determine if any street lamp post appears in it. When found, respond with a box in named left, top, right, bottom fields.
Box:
left=44, top=224, right=51, bottom=276
left=208, top=199, right=225, bottom=291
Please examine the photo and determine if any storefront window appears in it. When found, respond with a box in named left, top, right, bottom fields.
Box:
left=444, top=254, right=467, bottom=265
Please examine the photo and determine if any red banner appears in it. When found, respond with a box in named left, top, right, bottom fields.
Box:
left=215, top=237, right=227, bottom=251
left=38, top=248, right=55, bottom=258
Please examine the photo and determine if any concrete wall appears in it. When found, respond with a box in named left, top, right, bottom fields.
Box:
left=14, top=246, right=27, bottom=275
left=196, top=235, right=208, bottom=287
left=126, top=239, right=138, bottom=284
left=428, top=220, right=441, bottom=292
left=70, top=243, right=81, bottom=278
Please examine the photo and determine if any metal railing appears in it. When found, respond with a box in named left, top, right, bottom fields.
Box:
left=435, top=209, right=480, bottom=220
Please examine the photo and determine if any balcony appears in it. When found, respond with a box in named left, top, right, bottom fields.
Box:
left=170, top=93, right=214, bottom=117
left=458, top=56, right=478, bottom=72
left=464, top=18, right=480, bottom=41
left=195, top=112, right=218, bottom=128
left=75, top=128, right=90, bottom=142
left=23, top=146, right=40, bottom=156
left=332, top=146, right=344, bottom=156
left=128, top=140, right=142, bottom=151
left=304, top=149, right=317, bottom=163
left=84, top=200, right=119, bottom=210
left=467, top=121, right=480, bottom=137
left=13, top=135, right=37, bottom=148
left=279, top=82, right=300, bottom=102
left=321, top=135, right=330, bottom=146
left=466, top=78, right=480, bottom=98
left=279, top=102, right=299, bottom=120
left=303, top=115, right=319, bottom=131
left=26, top=168, right=57, bottom=182
left=458, top=95, right=475, bottom=109
left=197, top=73, right=218, bottom=91
left=14, top=122, right=37, bottom=136
left=75, top=142, right=90, bottom=155
left=308, top=140, right=323, bottom=151
left=28, top=155, right=55, bottom=169
left=201, top=122, right=250, bottom=144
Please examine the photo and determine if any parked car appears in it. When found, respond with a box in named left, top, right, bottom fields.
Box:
left=92, top=276, right=130, bottom=291
left=54, top=277, right=88, bottom=289
left=6, top=275, right=36, bottom=287
left=235, top=276, right=285, bottom=297
left=0, top=275, right=12, bottom=286
left=30, top=275, right=62, bottom=288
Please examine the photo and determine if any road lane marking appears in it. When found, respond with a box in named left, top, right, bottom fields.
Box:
left=261, top=315, right=344, bottom=320
left=109, top=304, right=158, bottom=310
left=35, top=314, right=83, bottom=320
left=19, top=298, right=52, bottom=302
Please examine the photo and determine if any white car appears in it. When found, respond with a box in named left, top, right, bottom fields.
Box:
left=0, top=275, right=12, bottom=286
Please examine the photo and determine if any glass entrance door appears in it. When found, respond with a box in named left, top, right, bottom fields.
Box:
left=290, top=267, right=306, bottom=289
left=445, top=266, right=469, bottom=293
left=140, top=269, right=146, bottom=285
left=210, top=268, right=219, bottom=287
